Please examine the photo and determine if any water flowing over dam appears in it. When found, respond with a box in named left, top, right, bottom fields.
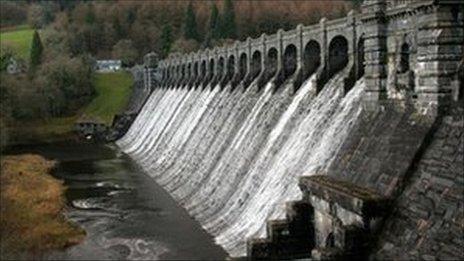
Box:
left=117, top=71, right=365, bottom=256
left=117, top=0, right=463, bottom=259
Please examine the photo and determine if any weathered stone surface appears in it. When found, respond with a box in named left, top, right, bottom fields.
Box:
left=374, top=104, right=464, bottom=260
left=300, top=175, right=389, bottom=218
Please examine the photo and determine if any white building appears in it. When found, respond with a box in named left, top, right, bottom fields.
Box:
left=96, top=60, right=122, bottom=72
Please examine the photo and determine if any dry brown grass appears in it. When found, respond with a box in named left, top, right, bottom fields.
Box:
left=0, top=154, right=85, bottom=259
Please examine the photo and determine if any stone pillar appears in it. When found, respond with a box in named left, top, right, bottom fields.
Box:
left=320, top=18, right=328, bottom=78
left=296, top=24, right=304, bottom=71
left=361, top=0, right=388, bottom=109
left=276, top=30, right=283, bottom=73
left=416, top=2, right=463, bottom=111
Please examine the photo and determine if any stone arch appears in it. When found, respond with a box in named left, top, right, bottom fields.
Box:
left=166, top=66, right=172, bottom=87
left=226, top=55, right=235, bottom=82
left=201, top=60, right=206, bottom=76
left=209, top=59, right=215, bottom=78
left=357, top=36, right=365, bottom=80
left=187, top=63, right=192, bottom=82
left=257, top=47, right=278, bottom=90
left=284, top=44, right=297, bottom=78
left=398, top=42, right=410, bottom=74
left=251, top=50, right=262, bottom=79
left=267, top=47, right=279, bottom=79
left=395, top=39, right=416, bottom=95
left=239, top=53, right=247, bottom=80
left=303, top=40, right=321, bottom=78
left=192, top=61, right=199, bottom=86
left=180, top=64, right=186, bottom=87
left=328, top=35, right=349, bottom=77
left=218, top=57, right=225, bottom=78
left=197, top=60, right=206, bottom=87
left=212, top=56, right=225, bottom=87
left=162, top=68, right=167, bottom=82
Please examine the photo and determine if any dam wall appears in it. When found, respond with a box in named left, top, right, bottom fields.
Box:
left=118, top=0, right=463, bottom=259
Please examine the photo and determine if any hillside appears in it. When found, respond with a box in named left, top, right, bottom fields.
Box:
left=83, top=72, right=133, bottom=125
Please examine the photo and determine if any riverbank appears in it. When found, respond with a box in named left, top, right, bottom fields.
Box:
left=0, top=154, right=85, bottom=259
left=4, top=117, right=79, bottom=146
left=2, top=142, right=227, bottom=260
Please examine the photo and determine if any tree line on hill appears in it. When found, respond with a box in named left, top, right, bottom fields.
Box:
left=1, top=0, right=354, bottom=63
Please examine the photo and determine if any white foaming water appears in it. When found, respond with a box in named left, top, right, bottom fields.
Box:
left=101, top=237, right=169, bottom=260
left=117, top=73, right=365, bottom=257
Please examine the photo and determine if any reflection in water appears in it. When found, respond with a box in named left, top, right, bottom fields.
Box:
left=101, top=237, right=169, bottom=261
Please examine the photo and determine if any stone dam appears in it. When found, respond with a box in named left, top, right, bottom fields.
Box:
left=117, top=0, right=463, bottom=259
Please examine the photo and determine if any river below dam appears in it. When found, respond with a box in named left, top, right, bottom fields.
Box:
left=5, top=142, right=227, bottom=260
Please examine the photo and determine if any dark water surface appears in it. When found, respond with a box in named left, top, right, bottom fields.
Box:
left=6, top=142, right=227, bottom=260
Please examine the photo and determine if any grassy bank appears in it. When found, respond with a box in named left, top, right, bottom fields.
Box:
left=4, top=71, right=133, bottom=145
left=6, top=116, right=79, bottom=146
left=0, top=25, right=34, bottom=60
left=0, top=154, right=85, bottom=258
left=83, top=71, right=133, bottom=125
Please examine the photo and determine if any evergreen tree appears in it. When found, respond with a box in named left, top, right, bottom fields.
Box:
left=29, top=30, right=43, bottom=70
left=220, top=0, right=237, bottom=39
left=160, top=24, right=173, bottom=58
left=84, top=4, right=96, bottom=25
left=202, top=3, right=220, bottom=48
left=183, top=2, right=200, bottom=41
left=209, top=4, right=220, bottom=39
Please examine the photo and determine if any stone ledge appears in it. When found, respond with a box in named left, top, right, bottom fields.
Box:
left=299, top=175, right=390, bottom=218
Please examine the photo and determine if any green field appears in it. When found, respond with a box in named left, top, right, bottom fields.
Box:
left=0, top=26, right=34, bottom=60
left=83, top=71, right=133, bottom=124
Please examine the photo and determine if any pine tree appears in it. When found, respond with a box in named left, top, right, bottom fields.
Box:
left=160, top=25, right=173, bottom=58
left=203, top=3, right=220, bottom=48
left=84, top=4, right=96, bottom=25
left=183, top=2, right=200, bottom=41
left=29, top=30, right=43, bottom=70
left=209, top=4, right=220, bottom=39
left=220, top=0, right=237, bottom=39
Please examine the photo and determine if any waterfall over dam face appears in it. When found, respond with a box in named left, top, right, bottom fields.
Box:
left=117, top=73, right=365, bottom=256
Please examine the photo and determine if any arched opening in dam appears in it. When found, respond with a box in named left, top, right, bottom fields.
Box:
left=284, top=44, right=297, bottom=79
left=328, top=35, right=348, bottom=79
left=162, top=68, right=167, bottom=83
left=214, top=57, right=225, bottom=87
left=173, top=65, right=180, bottom=88
left=251, top=51, right=262, bottom=81
left=207, top=59, right=215, bottom=89
left=398, top=42, right=410, bottom=74
left=202, top=60, right=210, bottom=88
left=197, top=60, right=206, bottom=88
left=192, top=62, right=198, bottom=88
left=238, top=53, right=248, bottom=89
left=167, top=66, right=173, bottom=87
left=303, top=40, right=321, bottom=79
left=173, top=64, right=183, bottom=88
left=357, top=37, right=365, bottom=80
left=186, top=63, right=192, bottom=87
left=260, top=47, right=278, bottom=90
left=224, top=55, right=235, bottom=88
